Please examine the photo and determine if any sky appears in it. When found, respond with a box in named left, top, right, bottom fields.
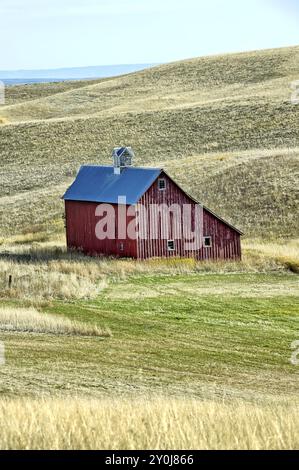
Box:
left=0, top=0, right=298, bottom=70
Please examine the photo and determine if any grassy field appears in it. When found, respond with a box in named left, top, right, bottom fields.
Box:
left=0, top=398, right=297, bottom=450
left=0, top=45, right=298, bottom=449
left=0, top=243, right=298, bottom=448
left=0, top=46, right=299, bottom=237
left=1, top=146, right=298, bottom=239
left=0, top=306, right=110, bottom=337
left=1, top=259, right=297, bottom=399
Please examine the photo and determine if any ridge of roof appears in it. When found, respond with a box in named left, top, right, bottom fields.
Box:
left=80, top=164, right=162, bottom=170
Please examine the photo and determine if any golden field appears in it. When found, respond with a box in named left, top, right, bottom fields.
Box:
left=0, top=397, right=298, bottom=450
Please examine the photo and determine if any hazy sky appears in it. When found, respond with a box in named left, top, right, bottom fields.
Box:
left=0, top=0, right=298, bottom=70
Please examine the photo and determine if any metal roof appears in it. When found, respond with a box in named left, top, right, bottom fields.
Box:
left=62, top=165, right=162, bottom=205
left=62, top=165, right=243, bottom=235
left=115, top=147, right=128, bottom=157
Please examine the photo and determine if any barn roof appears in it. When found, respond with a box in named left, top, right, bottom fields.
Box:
left=63, top=165, right=243, bottom=235
left=62, top=165, right=162, bottom=205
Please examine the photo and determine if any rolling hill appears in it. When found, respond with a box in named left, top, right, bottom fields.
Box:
left=0, top=46, right=299, bottom=449
left=0, top=45, right=299, bottom=238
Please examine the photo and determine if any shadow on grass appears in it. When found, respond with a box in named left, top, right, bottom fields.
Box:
left=0, top=248, right=100, bottom=263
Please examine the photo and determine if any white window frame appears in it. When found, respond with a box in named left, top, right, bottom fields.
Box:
left=203, top=236, right=212, bottom=248
left=167, top=240, right=175, bottom=251
left=158, top=178, right=166, bottom=191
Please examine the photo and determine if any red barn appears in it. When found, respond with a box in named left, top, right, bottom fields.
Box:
left=62, top=147, right=242, bottom=260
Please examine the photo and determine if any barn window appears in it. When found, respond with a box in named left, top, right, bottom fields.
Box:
left=203, top=236, right=212, bottom=248
left=167, top=240, right=175, bottom=251
left=158, top=178, right=166, bottom=191
left=119, top=242, right=124, bottom=251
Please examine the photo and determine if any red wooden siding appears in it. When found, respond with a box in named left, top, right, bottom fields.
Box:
left=64, top=172, right=241, bottom=261
left=137, top=172, right=241, bottom=261
left=137, top=172, right=199, bottom=259
left=200, top=208, right=241, bottom=261
left=65, top=200, right=137, bottom=258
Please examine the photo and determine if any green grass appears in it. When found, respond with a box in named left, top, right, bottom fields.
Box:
left=1, top=272, right=298, bottom=400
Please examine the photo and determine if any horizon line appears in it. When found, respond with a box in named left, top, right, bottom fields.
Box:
left=1, top=43, right=298, bottom=74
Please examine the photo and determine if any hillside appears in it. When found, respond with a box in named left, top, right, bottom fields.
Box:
left=0, top=46, right=299, bottom=238
left=3, top=78, right=105, bottom=106
left=0, top=46, right=299, bottom=449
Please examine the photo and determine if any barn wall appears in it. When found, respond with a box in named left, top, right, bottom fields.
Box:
left=65, top=200, right=137, bottom=258
left=137, top=172, right=241, bottom=261
left=64, top=174, right=241, bottom=261
left=201, top=208, right=241, bottom=261
left=137, top=172, right=199, bottom=259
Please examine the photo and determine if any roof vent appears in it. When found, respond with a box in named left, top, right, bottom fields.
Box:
left=112, top=147, right=134, bottom=174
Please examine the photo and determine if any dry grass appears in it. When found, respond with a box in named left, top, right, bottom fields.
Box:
left=0, top=397, right=297, bottom=450
left=0, top=258, right=107, bottom=301
left=3, top=78, right=105, bottom=106
left=1, top=147, right=298, bottom=239
left=0, top=238, right=108, bottom=301
left=2, top=46, right=299, bottom=123
left=0, top=238, right=298, bottom=302
left=0, top=47, right=298, bottom=238
left=244, top=239, right=299, bottom=273
left=161, top=147, right=299, bottom=238
left=0, top=306, right=110, bottom=337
